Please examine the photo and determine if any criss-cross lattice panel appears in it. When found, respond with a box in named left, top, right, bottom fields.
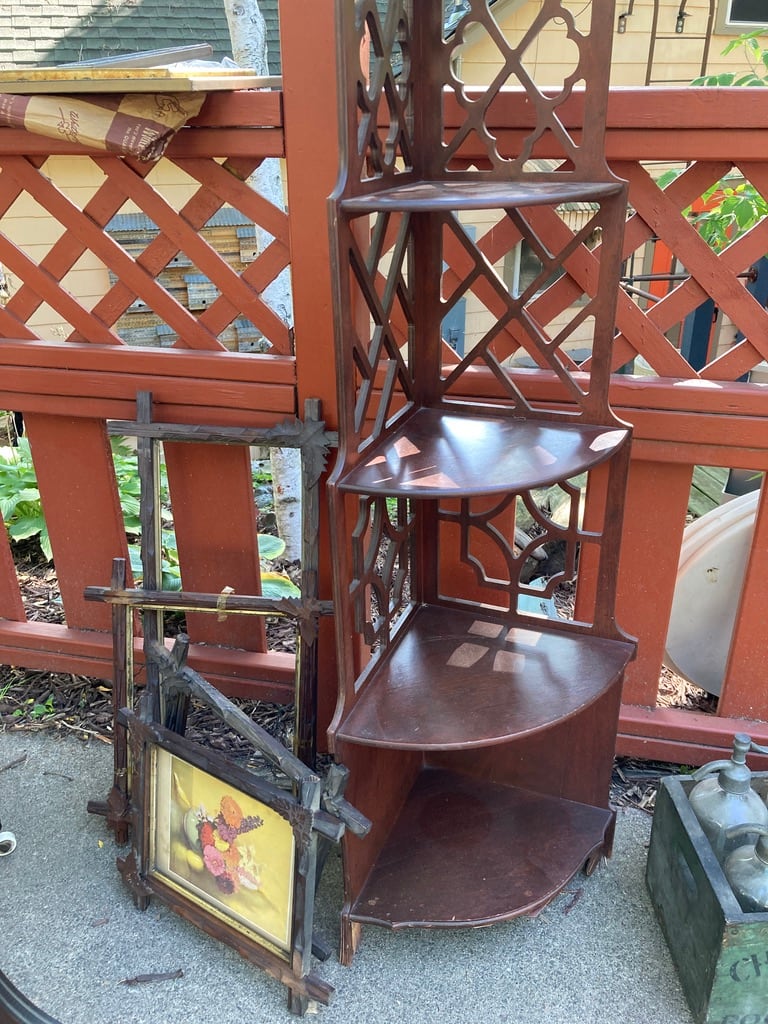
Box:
left=347, top=474, right=606, bottom=640
left=0, top=152, right=292, bottom=353
left=350, top=493, right=414, bottom=651
left=441, top=0, right=613, bottom=179
left=437, top=197, right=625, bottom=419
left=611, top=158, right=768, bottom=382
left=345, top=0, right=613, bottom=186
left=341, top=210, right=417, bottom=452
left=344, top=0, right=415, bottom=188
left=343, top=192, right=627, bottom=437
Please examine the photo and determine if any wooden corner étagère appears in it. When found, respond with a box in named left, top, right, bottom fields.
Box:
left=326, top=0, right=636, bottom=965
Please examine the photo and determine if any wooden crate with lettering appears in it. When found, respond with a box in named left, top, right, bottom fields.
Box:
left=647, top=774, right=768, bottom=1024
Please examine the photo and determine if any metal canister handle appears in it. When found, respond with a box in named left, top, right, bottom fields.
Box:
left=725, top=823, right=768, bottom=841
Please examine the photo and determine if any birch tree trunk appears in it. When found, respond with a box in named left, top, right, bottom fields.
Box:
left=224, top=0, right=303, bottom=560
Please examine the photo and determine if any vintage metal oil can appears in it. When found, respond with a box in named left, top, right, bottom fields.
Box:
left=689, top=734, right=768, bottom=863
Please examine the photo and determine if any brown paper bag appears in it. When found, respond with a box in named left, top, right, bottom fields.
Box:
left=0, top=91, right=205, bottom=160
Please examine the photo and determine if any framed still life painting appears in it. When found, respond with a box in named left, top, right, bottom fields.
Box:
left=118, top=710, right=338, bottom=1015
left=151, top=743, right=296, bottom=955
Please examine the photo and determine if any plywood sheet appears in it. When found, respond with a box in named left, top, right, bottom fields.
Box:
left=0, top=67, right=279, bottom=94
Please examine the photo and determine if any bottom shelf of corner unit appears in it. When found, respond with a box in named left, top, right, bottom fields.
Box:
left=347, top=768, right=613, bottom=930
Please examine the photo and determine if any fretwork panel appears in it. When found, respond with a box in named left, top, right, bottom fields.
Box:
left=342, top=0, right=614, bottom=186
left=348, top=472, right=609, bottom=659
left=341, top=189, right=629, bottom=454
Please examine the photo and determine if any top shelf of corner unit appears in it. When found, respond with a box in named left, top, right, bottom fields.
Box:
left=339, top=179, right=624, bottom=214
left=337, top=408, right=629, bottom=498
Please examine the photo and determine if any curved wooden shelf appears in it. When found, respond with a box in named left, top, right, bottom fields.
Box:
left=335, top=604, right=634, bottom=750
left=347, top=768, right=614, bottom=928
left=338, top=408, right=629, bottom=498
left=340, top=179, right=623, bottom=213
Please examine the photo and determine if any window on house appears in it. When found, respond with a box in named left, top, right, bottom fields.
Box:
left=504, top=240, right=564, bottom=299
left=237, top=227, right=258, bottom=263
left=715, top=0, right=768, bottom=33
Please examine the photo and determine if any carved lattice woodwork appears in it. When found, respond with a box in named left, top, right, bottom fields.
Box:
left=347, top=0, right=614, bottom=186
left=333, top=0, right=630, bottom=475
left=328, top=0, right=637, bottom=965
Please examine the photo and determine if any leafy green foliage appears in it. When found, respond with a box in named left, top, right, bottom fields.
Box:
left=694, top=182, right=768, bottom=252
left=13, top=692, right=54, bottom=721
left=0, top=439, right=51, bottom=560
left=692, top=30, right=768, bottom=86
left=0, top=433, right=300, bottom=598
left=688, top=31, right=768, bottom=249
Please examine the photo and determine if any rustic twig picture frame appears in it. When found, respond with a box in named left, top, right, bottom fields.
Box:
left=85, top=392, right=336, bottom=841
left=119, top=707, right=337, bottom=1014
left=116, top=633, right=368, bottom=1015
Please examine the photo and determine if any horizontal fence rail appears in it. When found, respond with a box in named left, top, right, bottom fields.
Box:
left=1, top=26, right=768, bottom=766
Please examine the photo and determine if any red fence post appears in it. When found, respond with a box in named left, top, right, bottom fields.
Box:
left=280, top=0, right=341, bottom=740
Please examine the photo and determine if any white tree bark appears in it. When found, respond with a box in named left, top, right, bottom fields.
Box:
left=223, top=0, right=269, bottom=73
left=224, top=0, right=302, bottom=560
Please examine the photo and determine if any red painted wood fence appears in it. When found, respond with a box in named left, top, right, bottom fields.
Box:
left=0, top=1, right=766, bottom=765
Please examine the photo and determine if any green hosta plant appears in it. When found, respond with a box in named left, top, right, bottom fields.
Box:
left=0, top=433, right=299, bottom=599
left=113, top=439, right=298, bottom=597
left=0, top=438, right=51, bottom=560
left=127, top=529, right=299, bottom=598
left=255, top=533, right=301, bottom=598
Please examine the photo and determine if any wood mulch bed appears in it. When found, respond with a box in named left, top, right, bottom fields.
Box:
left=0, top=543, right=300, bottom=763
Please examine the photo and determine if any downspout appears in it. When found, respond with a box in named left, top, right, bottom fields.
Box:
left=644, top=0, right=660, bottom=85
left=699, top=0, right=717, bottom=78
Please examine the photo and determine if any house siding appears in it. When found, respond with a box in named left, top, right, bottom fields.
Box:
left=457, top=0, right=767, bottom=87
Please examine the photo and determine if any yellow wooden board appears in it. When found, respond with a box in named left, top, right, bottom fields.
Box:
left=0, top=67, right=280, bottom=94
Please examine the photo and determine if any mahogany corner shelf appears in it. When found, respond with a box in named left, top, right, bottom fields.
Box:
left=337, top=408, right=630, bottom=497
left=347, top=769, right=614, bottom=930
left=327, top=0, right=635, bottom=965
left=335, top=603, right=634, bottom=750
left=339, top=178, right=625, bottom=214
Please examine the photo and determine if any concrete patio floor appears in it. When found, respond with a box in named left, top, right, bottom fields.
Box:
left=0, top=728, right=695, bottom=1024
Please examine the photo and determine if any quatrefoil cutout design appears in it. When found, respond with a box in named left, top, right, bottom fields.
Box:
left=441, top=0, right=589, bottom=174
left=355, top=3, right=414, bottom=179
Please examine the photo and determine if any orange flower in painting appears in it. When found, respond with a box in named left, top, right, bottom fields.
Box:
left=219, top=795, right=244, bottom=830
left=222, top=845, right=241, bottom=871
left=199, top=821, right=215, bottom=849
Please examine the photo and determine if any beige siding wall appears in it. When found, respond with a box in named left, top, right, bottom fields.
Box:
left=2, top=157, right=105, bottom=336
left=458, top=0, right=768, bottom=88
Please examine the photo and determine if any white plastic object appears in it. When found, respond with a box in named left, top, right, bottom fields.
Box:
left=0, top=831, right=16, bottom=856
left=664, top=489, right=760, bottom=696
